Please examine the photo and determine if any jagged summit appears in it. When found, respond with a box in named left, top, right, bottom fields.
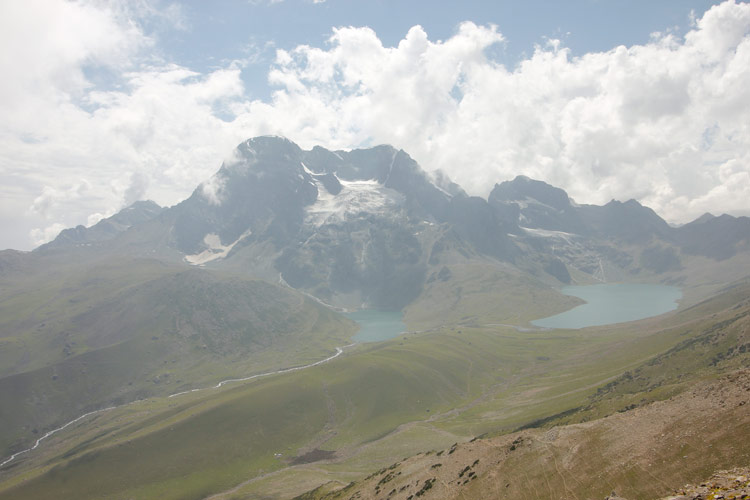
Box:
left=691, top=212, right=716, bottom=224
left=488, top=175, right=582, bottom=233
left=490, top=175, right=574, bottom=213
left=160, top=137, right=464, bottom=309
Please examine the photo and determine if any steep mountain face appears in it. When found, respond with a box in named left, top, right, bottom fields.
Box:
left=489, top=175, right=583, bottom=234
left=166, top=137, right=454, bottom=256
left=487, top=175, right=674, bottom=244
left=487, top=175, right=749, bottom=285
left=579, top=199, right=673, bottom=244
left=447, top=195, right=520, bottom=261
left=114, top=137, right=521, bottom=310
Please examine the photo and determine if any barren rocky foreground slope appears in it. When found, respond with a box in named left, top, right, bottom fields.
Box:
left=653, top=467, right=750, bottom=500
left=301, top=370, right=750, bottom=500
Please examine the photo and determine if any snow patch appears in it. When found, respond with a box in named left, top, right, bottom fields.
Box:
left=514, top=196, right=560, bottom=212
left=301, top=161, right=316, bottom=176
left=305, top=178, right=404, bottom=227
left=383, top=149, right=398, bottom=185
left=521, top=226, right=577, bottom=245
left=432, top=183, right=452, bottom=198
left=184, top=229, right=252, bottom=266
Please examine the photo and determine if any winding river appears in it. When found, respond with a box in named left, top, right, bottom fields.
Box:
left=0, top=344, right=352, bottom=468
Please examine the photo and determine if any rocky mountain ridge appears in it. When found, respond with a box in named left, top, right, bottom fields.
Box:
left=34, top=136, right=750, bottom=311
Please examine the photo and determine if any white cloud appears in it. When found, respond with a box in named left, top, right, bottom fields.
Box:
left=249, top=3, right=750, bottom=225
left=2, top=0, right=750, bottom=250
left=87, top=212, right=106, bottom=227
left=30, top=223, right=67, bottom=247
left=0, top=1, right=250, bottom=249
left=30, top=180, right=93, bottom=218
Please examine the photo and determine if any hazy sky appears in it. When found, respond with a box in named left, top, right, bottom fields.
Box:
left=1, top=0, right=748, bottom=250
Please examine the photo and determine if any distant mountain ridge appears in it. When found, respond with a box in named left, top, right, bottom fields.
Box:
left=38, top=200, right=163, bottom=251
left=35, top=136, right=750, bottom=309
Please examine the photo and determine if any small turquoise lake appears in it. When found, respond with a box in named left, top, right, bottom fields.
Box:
left=531, top=283, right=682, bottom=329
left=345, top=310, right=407, bottom=343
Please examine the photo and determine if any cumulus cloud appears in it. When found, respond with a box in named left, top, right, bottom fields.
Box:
left=2, top=0, right=750, bottom=249
left=0, top=0, right=248, bottom=248
left=30, top=180, right=93, bottom=218
left=30, top=223, right=67, bottom=248
left=249, top=2, right=750, bottom=224
left=200, top=172, right=228, bottom=206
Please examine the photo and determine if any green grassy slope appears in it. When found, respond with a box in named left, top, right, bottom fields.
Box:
left=0, top=256, right=748, bottom=498
left=293, top=281, right=750, bottom=500
left=528, top=278, right=750, bottom=428
left=4, top=279, right=749, bottom=499
left=300, top=294, right=750, bottom=500
left=0, top=332, right=513, bottom=499
left=202, top=279, right=750, bottom=499
left=0, top=257, right=355, bottom=459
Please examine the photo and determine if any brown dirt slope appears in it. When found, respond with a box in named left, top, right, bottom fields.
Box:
left=304, top=369, right=750, bottom=500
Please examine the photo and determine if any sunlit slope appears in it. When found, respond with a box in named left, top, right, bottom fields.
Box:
left=0, top=257, right=355, bottom=458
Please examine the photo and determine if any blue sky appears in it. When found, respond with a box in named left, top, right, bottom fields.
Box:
left=1, top=0, right=749, bottom=250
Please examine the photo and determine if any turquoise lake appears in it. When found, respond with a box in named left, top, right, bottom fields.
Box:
left=345, top=310, right=407, bottom=343
left=531, top=283, right=682, bottom=329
